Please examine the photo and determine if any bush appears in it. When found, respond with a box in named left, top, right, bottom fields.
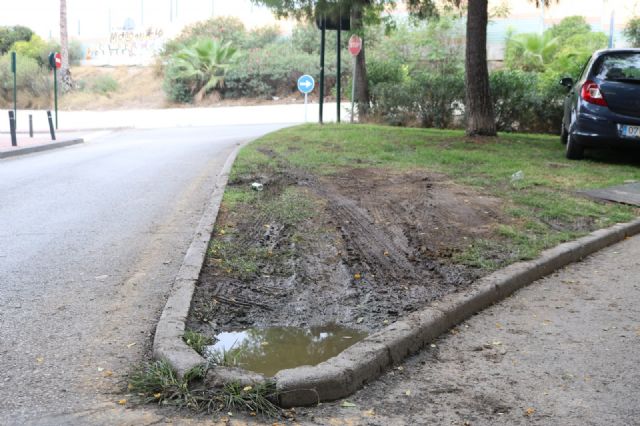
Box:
left=163, top=16, right=247, bottom=56
left=0, top=53, right=50, bottom=107
left=624, top=17, right=640, bottom=47
left=90, top=75, right=118, bottom=94
left=0, top=25, right=34, bottom=55
left=490, top=69, right=564, bottom=133
left=223, top=42, right=320, bottom=99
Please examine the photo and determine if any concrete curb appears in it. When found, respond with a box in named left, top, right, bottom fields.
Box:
left=274, top=218, right=640, bottom=407
left=0, top=139, right=84, bottom=159
left=152, top=143, right=244, bottom=377
left=150, top=144, right=640, bottom=405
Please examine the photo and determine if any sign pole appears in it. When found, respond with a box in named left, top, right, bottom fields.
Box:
left=336, top=12, right=341, bottom=124
left=11, top=51, right=17, bottom=127
left=351, top=58, right=357, bottom=123
left=304, top=93, right=308, bottom=122
left=347, top=35, right=362, bottom=124
left=54, top=66, right=58, bottom=129
left=319, top=17, right=325, bottom=125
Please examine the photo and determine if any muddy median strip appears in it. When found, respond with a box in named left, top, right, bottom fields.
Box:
left=152, top=124, right=640, bottom=411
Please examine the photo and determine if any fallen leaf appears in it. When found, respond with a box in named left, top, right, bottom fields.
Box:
left=243, top=386, right=253, bottom=392
left=219, top=230, right=226, bottom=235
left=97, top=367, right=104, bottom=372
left=126, top=342, right=137, bottom=348
left=227, top=412, right=233, bottom=416
left=356, top=317, right=364, bottom=324
left=354, top=273, right=362, bottom=280
left=95, top=275, right=109, bottom=281
left=36, top=357, right=44, bottom=364
left=492, top=341, right=502, bottom=346
left=341, top=401, right=357, bottom=408
left=524, top=407, right=535, bottom=416
left=397, top=366, right=404, bottom=371
left=405, top=390, right=411, bottom=396
left=383, top=251, right=389, bottom=256
left=118, top=399, right=127, bottom=405
left=103, top=370, right=113, bottom=377
left=154, top=393, right=162, bottom=399
left=430, top=344, right=437, bottom=348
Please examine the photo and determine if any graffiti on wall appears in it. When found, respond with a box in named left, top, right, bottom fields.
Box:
left=84, top=25, right=166, bottom=65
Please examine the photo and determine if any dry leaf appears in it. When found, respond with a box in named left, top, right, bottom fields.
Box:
left=405, top=390, right=411, bottom=396
left=126, top=342, right=136, bottom=348
left=243, top=386, right=253, bottom=392
left=524, top=407, right=535, bottom=416
left=36, top=357, right=44, bottom=364
left=103, top=370, right=113, bottom=377
left=118, top=399, right=127, bottom=405
left=341, top=401, right=357, bottom=408
left=354, top=273, right=362, bottom=280
left=97, top=367, right=105, bottom=372
left=154, top=393, right=162, bottom=399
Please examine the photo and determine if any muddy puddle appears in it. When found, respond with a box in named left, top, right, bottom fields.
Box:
left=205, top=324, right=367, bottom=377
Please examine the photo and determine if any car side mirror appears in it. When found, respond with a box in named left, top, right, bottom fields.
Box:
left=560, top=77, right=574, bottom=88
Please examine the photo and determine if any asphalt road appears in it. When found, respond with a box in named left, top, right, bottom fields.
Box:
left=0, top=124, right=287, bottom=425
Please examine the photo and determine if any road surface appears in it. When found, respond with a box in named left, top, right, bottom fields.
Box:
left=0, top=124, right=287, bottom=425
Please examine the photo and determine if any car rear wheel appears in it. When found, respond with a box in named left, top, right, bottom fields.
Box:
left=565, top=132, right=584, bottom=160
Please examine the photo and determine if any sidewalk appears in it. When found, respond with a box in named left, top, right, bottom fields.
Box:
left=0, top=103, right=348, bottom=133
left=0, top=131, right=85, bottom=158
left=305, top=234, right=640, bottom=425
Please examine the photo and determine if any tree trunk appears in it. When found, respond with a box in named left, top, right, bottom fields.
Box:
left=60, top=0, right=72, bottom=91
left=465, top=0, right=496, bottom=136
left=351, top=4, right=370, bottom=118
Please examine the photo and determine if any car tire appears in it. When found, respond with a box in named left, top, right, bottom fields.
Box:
left=565, top=132, right=584, bottom=160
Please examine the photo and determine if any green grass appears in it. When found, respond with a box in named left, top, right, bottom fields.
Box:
left=229, top=124, right=640, bottom=270
left=128, top=360, right=279, bottom=417
left=183, top=330, right=214, bottom=356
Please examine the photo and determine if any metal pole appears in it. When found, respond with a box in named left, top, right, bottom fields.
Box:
left=319, top=17, right=325, bottom=125
left=304, top=93, right=308, bottom=122
left=54, top=67, right=58, bottom=129
left=336, top=12, right=341, bottom=124
left=351, top=57, right=357, bottom=123
left=12, top=51, right=17, bottom=128
left=9, top=111, right=17, bottom=147
left=141, top=0, right=144, bottom=27
left=29, top=114, right=33, bottom=138
left=47, top=111, right=56, bottom=141
left=211, top=0, right=214, bottom=16
left=609, top=10, right=615, bottom=48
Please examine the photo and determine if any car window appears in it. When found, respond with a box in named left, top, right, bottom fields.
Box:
left=578, top=57, right=592, bottom=81
left=594, top=53, right=640, bottom=81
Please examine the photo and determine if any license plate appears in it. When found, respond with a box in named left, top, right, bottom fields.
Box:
left=621, top=125, right=640, bottom=138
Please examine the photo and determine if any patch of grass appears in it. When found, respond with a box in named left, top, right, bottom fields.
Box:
left=128, top=360, right=280, bottom=417
left=207, top=345, right=246, bottom=368
left=233, top=124, right=640, bottom=271
left=90, top=75, right=119, bottom=95
left=183, top=330, right=213, bottom=356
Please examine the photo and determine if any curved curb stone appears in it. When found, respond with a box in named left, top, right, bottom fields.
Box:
left=153, top=143, right=243, bottom=377
left=151, top=149, right=640, bottom=405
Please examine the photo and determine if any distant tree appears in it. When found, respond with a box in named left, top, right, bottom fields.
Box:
left=252, top=0, right=393, bottom=117
left=0, top=25, right=34, bottom=55
left=505, top=32, right=560, bottom=72
left=624, top=17, right=640, bottom=47
left=547, top=15, right=591, bottom=41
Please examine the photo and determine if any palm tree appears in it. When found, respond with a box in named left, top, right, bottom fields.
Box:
left=171, top=39, right=237, bottom=102
left=59, top=0, right=72, bottom=89
left=506, top=32, right=560, bottom=72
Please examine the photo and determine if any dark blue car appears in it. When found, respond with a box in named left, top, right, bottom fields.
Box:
left=560, top=48, right=640, bottom=159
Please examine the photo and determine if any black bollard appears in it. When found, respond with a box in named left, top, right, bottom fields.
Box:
left=29, top=114, right=33, bottom=138
left=47, top=110, right=56, bottom=141
left=8, top=110, right=17, bottom=147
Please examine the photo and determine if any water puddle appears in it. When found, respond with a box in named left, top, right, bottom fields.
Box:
left=205, top=324, right=367, bottom=377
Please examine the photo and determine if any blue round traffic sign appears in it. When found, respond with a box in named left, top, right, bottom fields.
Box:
left=297, top=75, right=315, bottom=94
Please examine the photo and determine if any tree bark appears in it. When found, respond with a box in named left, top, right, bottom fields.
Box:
left=60, top=0, right=72, bottom=90
left=465, top=0, right=496, bottom=136
left=351, top=4, right=370, bottom=118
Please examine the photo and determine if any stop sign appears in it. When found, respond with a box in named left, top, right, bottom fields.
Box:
left=55, top=52, right=62, bottom=69
left=348, top=35, right=362, bottom=57
left=48, top=52, right=62, bottom=70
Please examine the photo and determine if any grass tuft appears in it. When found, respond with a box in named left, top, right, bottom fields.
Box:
left=183, top=330, right=214, bottom=356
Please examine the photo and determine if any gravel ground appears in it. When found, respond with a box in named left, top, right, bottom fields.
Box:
left=299, top=234, right=640, bottom=425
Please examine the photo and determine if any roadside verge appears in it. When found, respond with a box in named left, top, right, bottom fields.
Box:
left=151, top=144, right=640, bottom=407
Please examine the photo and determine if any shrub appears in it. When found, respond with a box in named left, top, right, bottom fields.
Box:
left=223, top=42, right=320, bottom=99
left=0, top=25, right=34, bottom=55
left=164, top=38, right=237, bottom=103
left=624, top=17, right=640, bottom=47
left=90, top=75, right=118, bottom=94
left=163, top=17, right=247, bottom=56
left=0, top=53, right=50, bottom=107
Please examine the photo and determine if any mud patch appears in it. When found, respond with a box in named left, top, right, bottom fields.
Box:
left=188, top=167, right=505, bottom=345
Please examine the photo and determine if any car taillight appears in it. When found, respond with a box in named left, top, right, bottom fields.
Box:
left=581, top=80, right=608, bottom=106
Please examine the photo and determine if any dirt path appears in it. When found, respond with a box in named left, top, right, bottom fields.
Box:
left=298, top=234, right=640, bottom=425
